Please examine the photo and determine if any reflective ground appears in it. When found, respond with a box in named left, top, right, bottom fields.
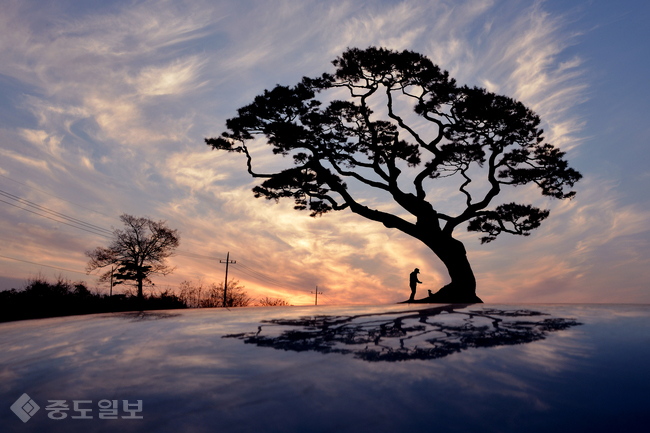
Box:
left=1, top=303, right=649, bottom=432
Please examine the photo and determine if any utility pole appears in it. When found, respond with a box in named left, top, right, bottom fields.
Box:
left=110, top=266, right=114, bottom=297
left=311, top=286, right=323, bottom=306
left=220, top=252, right=236, bottom=307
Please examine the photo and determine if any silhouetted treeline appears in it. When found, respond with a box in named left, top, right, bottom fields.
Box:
left=178, top=279, right=290, bottom=308
left=0, top=277, right=186, bottom=323
left=0, top=276, right=293, bottom=323
left=179, top=279, right=252, bottom=308
left=257, top=296, right=290, bottom=306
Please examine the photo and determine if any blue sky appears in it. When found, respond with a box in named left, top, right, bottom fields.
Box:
left=1, top=0, right=648, bottom=304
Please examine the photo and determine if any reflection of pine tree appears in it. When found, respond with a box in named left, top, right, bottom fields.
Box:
left=224, top=306, right=580, bottom=362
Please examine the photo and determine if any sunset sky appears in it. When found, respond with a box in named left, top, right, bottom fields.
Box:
left=1, top=0, right=649, bottom=305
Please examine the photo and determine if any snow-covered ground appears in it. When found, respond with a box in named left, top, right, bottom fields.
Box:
left=1, top=303, right=648, bottom=432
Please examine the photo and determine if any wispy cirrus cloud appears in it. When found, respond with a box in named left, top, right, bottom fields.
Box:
left=0, top=0, right=647, bottom=305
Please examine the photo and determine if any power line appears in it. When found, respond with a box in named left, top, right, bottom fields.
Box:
left=0, top=254, right=89, bottom=276
left=237, top=262, right=287, bottom=285
left=174, top=250, right=221, bottom=260
left=0, top=188, right=114, bottom=234
left=0, top=198, right=113, bottom=238
left=174, top=250, right=306, bottom=289
left=0, top=193, right=287, bottom=289
left=0, top=184, right=313, bottom=294
left=232, top=264, right=310, bottom=293
left=0, top=173, right=115, bottom=218
left=0, top=189, right=114, bottom=236
left=230, top=266, right=286, bottom=287
left=0, top=253, right=187, bottom=296
left=174, top=249, right=309, bottom=292
left=239, top=262, right=311, bottom=291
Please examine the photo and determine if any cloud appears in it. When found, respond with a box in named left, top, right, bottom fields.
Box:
left=0, top=148, right=49, bottom=172
left=0, top=0, right=647, bottom=305
left=131, top=56, right=208, bottom=97
left=471, top=176, right=650, bottom=302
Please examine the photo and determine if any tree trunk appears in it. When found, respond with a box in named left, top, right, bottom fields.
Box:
left=137, top=271, right=144, bottom=301
left=420, top=236, right=483, bottom=303
left=351, top=199, right=483, bottom=303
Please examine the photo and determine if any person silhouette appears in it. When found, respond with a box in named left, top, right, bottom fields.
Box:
left=409, top=268, right=422, bottom=302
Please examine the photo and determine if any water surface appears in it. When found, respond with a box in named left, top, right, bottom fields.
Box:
left=1, top=304, right=648, bottom=432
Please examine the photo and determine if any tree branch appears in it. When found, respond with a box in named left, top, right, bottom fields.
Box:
left=205, top=137, right=274, bottom=179
left=328, top=157, right=391, bottom=191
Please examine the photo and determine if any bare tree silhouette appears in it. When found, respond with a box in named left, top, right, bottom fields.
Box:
left=86, top=214, right=179, bottom=300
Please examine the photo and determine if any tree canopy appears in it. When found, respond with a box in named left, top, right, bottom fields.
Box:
left=86, top=214, right=180, bottom=299
left=206, top=47, right=581, bottom=302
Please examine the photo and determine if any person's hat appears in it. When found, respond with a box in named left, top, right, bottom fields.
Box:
left=414, top=268, right=420, bottom=273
